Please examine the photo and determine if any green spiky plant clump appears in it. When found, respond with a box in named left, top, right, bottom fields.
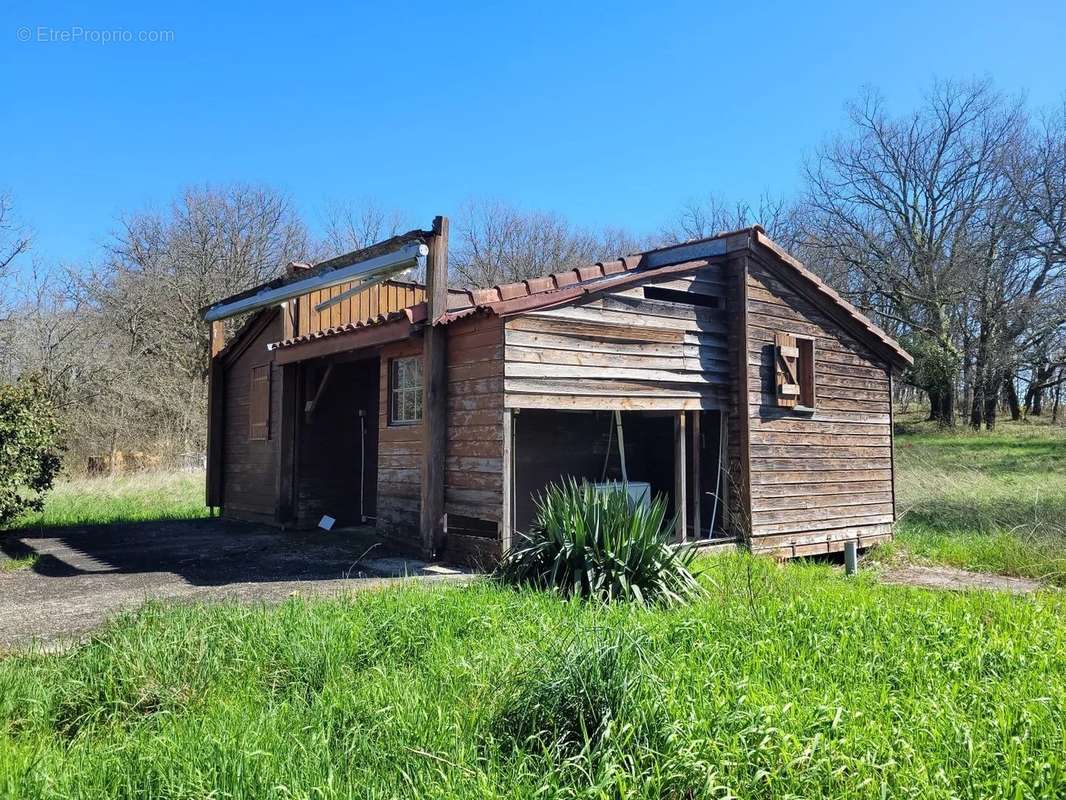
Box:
left=496, top=479, right=705, bottom=606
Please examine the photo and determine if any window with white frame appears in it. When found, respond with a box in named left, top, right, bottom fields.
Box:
left=389, top=356, right=423, bottom=425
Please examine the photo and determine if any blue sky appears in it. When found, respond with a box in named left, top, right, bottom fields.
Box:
left=2, top=0, right=1064, bottom=266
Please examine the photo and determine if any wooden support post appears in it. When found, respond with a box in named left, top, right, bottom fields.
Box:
left=210, top=320, right=225, bottom=357
left=674, top=411, right=687, bottom=542
left=420, top=216, right=449, bottom=559
left=500, top=407, right=514, bottom=557
left=690, top=411, right=701, bottom=540
left=303, top=363, right=334, bottom=421
left=205, top=319, right=226, bottom=509
left=205, top=357, right=224, bottom=509
left=274, top=362, right=297, bottom=525
left=280, top=299, right=295, bottom=341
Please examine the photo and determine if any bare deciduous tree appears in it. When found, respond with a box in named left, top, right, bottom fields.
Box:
left=800, top=80, right=1030, bottom=426
left=0, top=193, right=30, bottom=278
left=451, top=199, right=604, bottom=287
left=320, top=198, right=410, bottom=257
left=663, top=192, right=798, bottom=247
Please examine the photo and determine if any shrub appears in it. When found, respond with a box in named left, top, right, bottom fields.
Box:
left=496, top=479, right=705, bottom=606
left=0, top=375, right=63, bottom=527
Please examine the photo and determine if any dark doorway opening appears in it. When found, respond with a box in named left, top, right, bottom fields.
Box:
left=296, top=357, right=379, bottom=527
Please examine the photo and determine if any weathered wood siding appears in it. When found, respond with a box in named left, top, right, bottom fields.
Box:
left=297, top=281, right=425, bottom=337
left=502, top=272, right=730, bottom=411
left=376, top=338, right=423, bottom=542
left=221, top=312, right=282, bottom=522
left=745, top=250, right=895, bottom=555
left=443, top=315, right=505, bottom=566
left=372, top=318, right=505, bottom=564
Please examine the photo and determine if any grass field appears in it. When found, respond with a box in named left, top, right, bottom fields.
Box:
left=1, top=422, right=1064, bottom=797
left=1, top=559, right=1063, bottom=799
left=5, top=470, right=207, bottom=531
left=888, top=415, right=1066, bottom=585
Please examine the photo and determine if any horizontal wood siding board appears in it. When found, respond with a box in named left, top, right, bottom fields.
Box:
left=745, top=257, right=896, bottom=551
left=751, top=490, right=894, bottom=511
left=221, top=314, right=282, bottom=516
left=444, top=315, right=503, bottom=543
left=505, top=394, right=722, bottom=411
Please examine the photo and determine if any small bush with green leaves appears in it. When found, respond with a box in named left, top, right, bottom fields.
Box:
left=496, top=479, right=704, bottom=606
left=0, top=375, right=63, bottom=528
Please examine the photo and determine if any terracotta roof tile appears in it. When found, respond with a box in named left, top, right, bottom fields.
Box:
left=497, top=282, right=529, bottom=301
left=524, top=275, right=555, bottom=294
left=263, top=226, right=911, bottom=368
left=552, top=269, right=580, bottom=288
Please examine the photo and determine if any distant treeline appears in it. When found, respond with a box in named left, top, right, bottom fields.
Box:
left=0, top=78, right=1063, bottom=469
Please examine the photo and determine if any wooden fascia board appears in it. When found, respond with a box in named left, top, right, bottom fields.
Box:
left=219, top=308, right=279, bottom=368
left=747, top=244, right=910, bottom=372
left=273, top=319, right=421, bottom=365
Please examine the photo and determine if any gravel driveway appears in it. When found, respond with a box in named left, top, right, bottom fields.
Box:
left=0, top=518, right=467, bottom=650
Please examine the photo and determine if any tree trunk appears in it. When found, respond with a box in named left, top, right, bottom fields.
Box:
left=928, top=382, right=955, bottom=428
left=983, top=375, right=1000, bottom=430
left=1005, top=379, right=1021, bottom=422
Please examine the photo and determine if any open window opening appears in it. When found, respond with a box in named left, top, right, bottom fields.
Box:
left=509, top=409, right=727, bottom=542
left=643, top=285, right=721, bottom=309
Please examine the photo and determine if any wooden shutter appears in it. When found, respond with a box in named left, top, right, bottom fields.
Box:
left=249, top=364, right=271, bottom=440
left=774, top=332, right=800, bottom=408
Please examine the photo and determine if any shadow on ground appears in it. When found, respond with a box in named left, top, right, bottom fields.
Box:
left=1, top=518, right=440, bottom=585
left=0, top=518, right=468, bottom=648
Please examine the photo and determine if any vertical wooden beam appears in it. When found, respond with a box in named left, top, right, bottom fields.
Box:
left=427, top=216, right=449, bottom=322
left=888, top=368, right=897, bottom=528
left=280, top=300, right=295, bottom=342
left=735, top=255, right=754, bottom=546
left=674, top=410, right=687, bottom=542
left=500, top=407, right=514, bottom=558
left=420, top=216, right=449, bottom=558
left=205, top=356, right=224, bottom=509
left=690, top=410, right=701, bottom=540
left=210, top=320, right=225, bottom=357
left=274, top=361, right=297, bottom=525
left=206, top=318, right=226, bottom=509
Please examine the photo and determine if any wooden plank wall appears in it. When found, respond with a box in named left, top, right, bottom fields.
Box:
left=745, top=251, right=895, bottom=556
left=297, top=281, right=425, bottom=337
left=502, top=273, right=730, bottom=411
left=221, top=313, right=282, bottom=523
left=724, top=257, right=751, bottom=539
left=375, top=338, right=424, bottom=539
left=443, top=315, right=505, bottom=566
left=373, top=318, right=505, bottom=565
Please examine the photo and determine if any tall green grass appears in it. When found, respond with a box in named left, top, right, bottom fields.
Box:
left=1, top=556, right=1063, bottom=798
left=890, top=416, right=1066, bottom=584
left=5, top=470, right=208, bottom=531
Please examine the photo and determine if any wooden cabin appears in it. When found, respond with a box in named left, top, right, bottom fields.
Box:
left=202, top=219, right=912, bottom=566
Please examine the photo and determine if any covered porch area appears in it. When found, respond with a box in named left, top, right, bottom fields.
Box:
left=503, top=406, right=734, bottom=547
